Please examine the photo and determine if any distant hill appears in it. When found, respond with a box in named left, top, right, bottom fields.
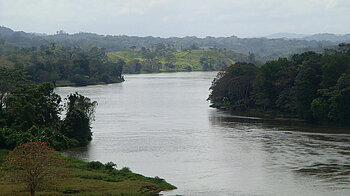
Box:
left=265, top=32, right=350, bottom=42
left=0, top=26, right=14, bottom=36
left=1, top=26, right=348, bottom=62
left=303, top=33, right=350, bottom=42
left=265, top=33, right=309, bottom=39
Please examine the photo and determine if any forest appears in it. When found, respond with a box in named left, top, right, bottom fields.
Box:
left=0, top=67, right=97, bottom=150
left=1, top=26, right=344, bottom=62
left=0, top=39, right=254, bottom=76
left=208, top=43, right=350, bottom=125
left=0, top=41, right=124, bottom=86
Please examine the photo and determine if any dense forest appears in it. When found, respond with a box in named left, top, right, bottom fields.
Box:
left=1, top=26, right=345, bottom=62
left=0, top=39, right=252, bottom=77
left=108, top=43, right=253, bottom=73
left=0, top=41, right=124, bottom=86
left=208, top=44, right=350, bottom=125
left=0, top=67, right=97, bottom=150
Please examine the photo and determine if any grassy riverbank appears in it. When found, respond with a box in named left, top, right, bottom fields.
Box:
left=0, top=150, right=176, bottom=195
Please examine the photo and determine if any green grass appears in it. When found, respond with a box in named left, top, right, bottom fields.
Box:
left=0, top=150, right=176, bottom=195
left=107, top=49, right=236, bottom=73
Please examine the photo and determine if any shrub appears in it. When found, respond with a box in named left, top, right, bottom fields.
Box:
left=104, top=161, right=117, bottom=173
left=87, top=161, right=104, bottom=170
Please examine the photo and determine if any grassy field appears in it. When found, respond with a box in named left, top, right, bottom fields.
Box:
left=107, top=49, right=239, bottom=73
left=0, top=150, right=176, bottom=195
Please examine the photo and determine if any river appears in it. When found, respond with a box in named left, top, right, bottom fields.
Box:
left=56, top=72, right=350, bottom=196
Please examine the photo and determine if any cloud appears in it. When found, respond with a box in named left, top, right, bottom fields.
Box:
left=0, top=0, right=349, bottom=37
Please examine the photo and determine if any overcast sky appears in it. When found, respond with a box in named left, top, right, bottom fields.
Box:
left=0, top=0, right=349, bottom=38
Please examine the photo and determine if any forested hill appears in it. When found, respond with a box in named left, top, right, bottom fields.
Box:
left=0, top=26, right=343, bottom=62
left=208, top=44, right=350, bottom=125
left=0, top=42, right=124, bottom=86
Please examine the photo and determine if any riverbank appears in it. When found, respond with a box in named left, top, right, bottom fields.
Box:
left=55, top=77, right=125, bottom=87
left=0, top=149, right=176, bottom=195
left=210, top=104, right=350, bottom=134
left=210, top=103, right=304, bottom=121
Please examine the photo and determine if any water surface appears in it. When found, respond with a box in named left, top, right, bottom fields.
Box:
left=56, top=72, right=350, bottom=196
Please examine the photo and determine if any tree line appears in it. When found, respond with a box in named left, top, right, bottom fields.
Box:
left=0, top=42, right=124, bottom=86
left=109, top=43, right=252, bottom=74
left=1, top=26, right=340, bottom=62
left=208, top=44, right=350, bottom=125
left=0, top=67, right=97, bottom=150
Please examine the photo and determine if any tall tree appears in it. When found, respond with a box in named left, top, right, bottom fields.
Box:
left=61, top=93, right=97, bottom=146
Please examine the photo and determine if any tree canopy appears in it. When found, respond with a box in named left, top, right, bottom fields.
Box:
left=0, top=68, right=97, bottom=150
left=208, top=44, right=350, bottom=125
left=0, top=43, right=124, bottom=86
left=2, top=142, right=68, bottom=196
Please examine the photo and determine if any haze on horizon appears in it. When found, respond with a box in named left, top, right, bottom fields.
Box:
left=0, top=0, right=349, bottom=38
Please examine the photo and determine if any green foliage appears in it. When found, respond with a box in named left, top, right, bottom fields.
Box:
left=4, top=83, right=62, bottom=130
left=108, top=47, right=248, bottom=73
left=208, top=63, right=259, bottom=111
left=62, top=92, right=97, bottom=146
left=0, top=43, right=124, bottom=86
left=0, top=150, right=176, bottom=195
left=0, top=26, right=338, bottom=62
left=104, top=161, right=117, bottom=173
left=208, top=45, right=350, bottom=125
left=87, top=161, right=104, bottom=170
left=0, top=68, right=97, bottom=150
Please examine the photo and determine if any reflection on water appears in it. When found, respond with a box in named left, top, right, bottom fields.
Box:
left=210, top=110, right=350, bottom=194
left=57, top=72, right=350, bottom=196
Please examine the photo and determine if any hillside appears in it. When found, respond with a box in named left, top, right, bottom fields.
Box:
left=108, top=47, right=250, bottom=73
left=0, top=43, right=124, bottom=86
left=1, top=26, right=344, bottom=62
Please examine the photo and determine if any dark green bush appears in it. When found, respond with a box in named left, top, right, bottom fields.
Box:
left=104, top=161, right=117, bottom=173
left=87, top=161, right=104, bottom=170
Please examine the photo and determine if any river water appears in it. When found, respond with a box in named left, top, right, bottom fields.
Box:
left=56, top=72, right=350, bottom=196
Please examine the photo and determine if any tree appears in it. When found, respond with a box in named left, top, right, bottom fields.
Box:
left=208, top=63, right=258, bottom=110
left=62, top=92, right=97, bottom=146
left=4, top=82, right=62, bottom=131
left=295, top=60, right=322, bottom=120
left=2, top=142, right=68, bottom=196
left=0, top=67, right=27, bottom=114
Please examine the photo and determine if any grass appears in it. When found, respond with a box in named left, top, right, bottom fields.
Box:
left=0, top=150, right=176, bottom=195
left=107, top=49, right=236, bottom=72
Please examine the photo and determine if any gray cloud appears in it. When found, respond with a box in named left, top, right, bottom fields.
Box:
left=0, top=0, right=349, bottom=37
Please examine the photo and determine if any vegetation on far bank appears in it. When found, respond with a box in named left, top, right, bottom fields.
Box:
left=1, top=26, right=342, bottom=62
left=108, top=44, right=253, bottom=73
left=0, top=148, right=176, bottom=195
left=0, top=42, right=124, bottom=87
left=208, top=44, right=350, bottom=125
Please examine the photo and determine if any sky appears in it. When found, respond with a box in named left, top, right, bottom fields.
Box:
left=0, top=0, right=349, bottom=38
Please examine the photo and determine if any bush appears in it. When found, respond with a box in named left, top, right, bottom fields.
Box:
left=104, top=161, right=117, bottom=173
left=87, top=161, right=104, bottom=170
left=120, top=167, right=131, bottom=173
